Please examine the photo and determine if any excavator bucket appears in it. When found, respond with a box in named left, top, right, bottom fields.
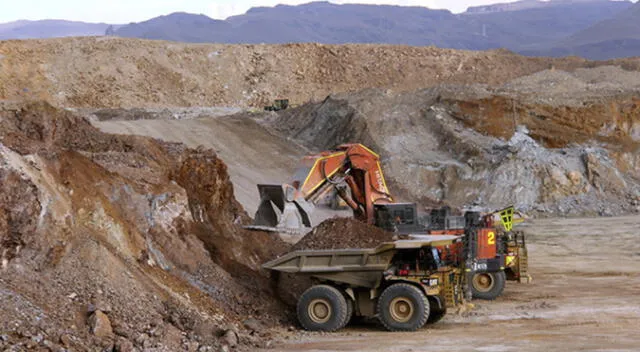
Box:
left=253, top=184, right=313, bottom=230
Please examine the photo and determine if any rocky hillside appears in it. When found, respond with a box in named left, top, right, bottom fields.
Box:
left=461, top=0, right=632, bottom=52
left=263, top=67, right=640, bottom=216
left=2, top=37, right=640, bottom=109
left=0, top=101, right=290, bottom=350
left=80, top=66, right=640, bottom=219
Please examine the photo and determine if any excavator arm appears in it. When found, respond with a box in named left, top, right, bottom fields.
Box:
left=253, top=144, right=393, bottom=229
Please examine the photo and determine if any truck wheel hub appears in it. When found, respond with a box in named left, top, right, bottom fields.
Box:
left=473, top=273, right=495, bottom=292
left=308, top=299, right=332, bottom=323
left=390, top=297, right=414, bottom=323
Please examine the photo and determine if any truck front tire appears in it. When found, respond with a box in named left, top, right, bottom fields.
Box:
left=377, top=283, right=429, bottom=331
left=426, top=297, right=446, bottom=324
left=471, top=271, right=506, bottom=300
left=297, top=285, right=348, bottom=331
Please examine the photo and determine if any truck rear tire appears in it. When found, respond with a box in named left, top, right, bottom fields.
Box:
left=377, top=283, right=429, bottom=331
left=297, top=285, right=348, bottom=332
left=471, top=271, right=506, bottom=300
left=339, top=297, right=354, bottom=329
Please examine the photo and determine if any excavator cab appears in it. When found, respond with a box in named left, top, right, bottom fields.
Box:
left=374, top=203, right=423, bottom=234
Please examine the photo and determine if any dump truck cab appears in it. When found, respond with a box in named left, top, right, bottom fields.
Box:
left=263, top=237, right=465, bottom=332
left=374, top=203, right=530, bottom=300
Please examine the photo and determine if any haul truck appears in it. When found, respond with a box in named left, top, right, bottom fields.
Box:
left=263, top=236, right=465, bottom=332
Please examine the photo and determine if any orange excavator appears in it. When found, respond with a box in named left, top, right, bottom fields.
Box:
left=253, top=143, right=393, bottom=229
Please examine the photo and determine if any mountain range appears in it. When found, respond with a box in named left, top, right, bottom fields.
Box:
left=528, top=0, right=640, bottom=59
left=0, top=20, right=114, bottom=40
left=1, top=0, right=639, bottom=60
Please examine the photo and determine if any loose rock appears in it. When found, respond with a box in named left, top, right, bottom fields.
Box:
left=222, top=330, right=238, bottom=347
left=114, top=337, right=135, bottom=352
left=88, top=311, right=114, bottom=338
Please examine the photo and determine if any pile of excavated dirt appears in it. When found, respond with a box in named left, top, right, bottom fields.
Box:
left=0, top=100, right=291, bottom=351
left=292, top=218, right=394, bottom=250
left=2, top=37, right=640, bottom=109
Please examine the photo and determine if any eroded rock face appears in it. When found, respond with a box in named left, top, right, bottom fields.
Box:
left=540, top=166, right=590, bottom=202
left=0, top=101, right=290, bottom=350
left=267, top=86, right=639, bottom=216
left=583, top=151, right=627, bottom=195
left=0, top=166, right=41, bottom=264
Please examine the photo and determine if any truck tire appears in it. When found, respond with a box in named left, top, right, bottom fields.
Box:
left=471, top=271, right=506, bottom=300
left=339, top=298, right=354, bottom=329
left=377, top=283, right=429, bottom=331
left=297, top=285, right=348, bottom=332
left=426, top=298, right=446, bottom=325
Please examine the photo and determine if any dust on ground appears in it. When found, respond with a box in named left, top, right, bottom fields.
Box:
left=268, top=215, right=640, bottom=352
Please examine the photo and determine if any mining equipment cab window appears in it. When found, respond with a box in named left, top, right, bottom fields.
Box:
left=391, top=247, right=441, bottom=272
left=393, top=208, right=415, bottom=225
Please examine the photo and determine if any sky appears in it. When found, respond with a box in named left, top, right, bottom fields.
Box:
left=0, top=0, right=526, bottom=24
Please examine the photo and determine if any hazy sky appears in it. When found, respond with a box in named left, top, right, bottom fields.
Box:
left=1, top=0, right=527, bottom=23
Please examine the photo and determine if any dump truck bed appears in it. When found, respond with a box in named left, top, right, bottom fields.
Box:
left=263, top=235, right=460, bottom=274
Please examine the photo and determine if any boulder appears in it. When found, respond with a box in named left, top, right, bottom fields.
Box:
left=88, top=311, right=113, bottom=338
left=221, top=329, right=238, bottom=347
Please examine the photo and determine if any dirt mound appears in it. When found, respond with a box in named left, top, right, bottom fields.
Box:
left=293, top=217, right=394, bottom=250
left=0, top=101, right=291, bottom=351
left=2, top=37, right=640, bottom=108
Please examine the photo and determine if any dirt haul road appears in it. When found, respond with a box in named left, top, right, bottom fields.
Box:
left=268, top=216, right=640, bottom=352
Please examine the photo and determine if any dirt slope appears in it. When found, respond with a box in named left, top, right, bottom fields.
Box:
left=2, top=37, right=640, bottom=109
left=0, top=101, right=290, bottom=351
left=265, top=67, right=640, bottom=216
left=91, top=110, right=307, bottom=215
